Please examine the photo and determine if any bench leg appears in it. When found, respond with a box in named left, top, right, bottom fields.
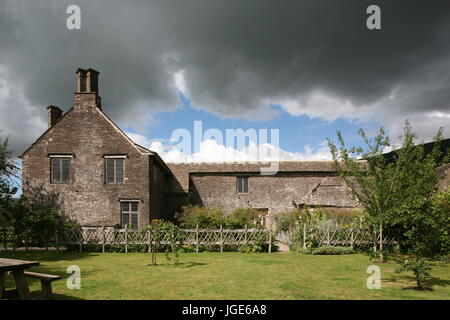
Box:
left=12, top=270, right=31, bottom=300
left=40, top=280, right=53, bottom=297
left=0, top=271, right=5, bottom=299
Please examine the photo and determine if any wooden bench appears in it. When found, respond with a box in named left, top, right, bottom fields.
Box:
left=23, top=271, right=61, bottom=297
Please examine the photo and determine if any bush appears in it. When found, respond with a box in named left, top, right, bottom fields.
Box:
left=175, top=205, right=226, bottom=228
left=238, top=232, right=278, bottom=253
left=176, top=205, right=264, bottom=229
left=227, top=207, right=262, bottom=228
left=310, top=246, right=355, bottom=255
left=290, top=244, right=312, bottom=254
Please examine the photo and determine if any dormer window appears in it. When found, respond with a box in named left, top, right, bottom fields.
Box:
left=50, top=155, right=72, bottom=183
left=105, top=155, right=125, bottom=183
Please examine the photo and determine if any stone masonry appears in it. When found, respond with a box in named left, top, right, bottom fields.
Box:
left=21, top=68, right=448, bottom=229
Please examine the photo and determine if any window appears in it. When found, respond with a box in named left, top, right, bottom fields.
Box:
left=51, top=158, right=71, bottom=183
left=237, top=176, right=249, bottom=193
left=121, top=202, right=138, bottom=228
left=106, top=158, right=124, bottom=183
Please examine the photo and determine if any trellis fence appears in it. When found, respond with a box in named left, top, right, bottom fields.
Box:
left=276, top=226, right=397, bottom=250
left=1, top=226, right=273, bottom=253
left=2, top=225, right=397, bottom=253
left=63, top=226, right=273, bottom=253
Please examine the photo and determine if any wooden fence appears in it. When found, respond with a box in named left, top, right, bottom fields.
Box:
left=1, top=225, right=396, bottom=253
left=1, top=226, right=273, bottom=253
left=276, top=226, right=397, bottom=250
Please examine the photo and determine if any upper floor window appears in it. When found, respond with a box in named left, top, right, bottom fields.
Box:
left=105, top=157, right=124, bottom=183
left=50, top=157, right=71, bottom=183
left=237, top=176, right=249, bottom=194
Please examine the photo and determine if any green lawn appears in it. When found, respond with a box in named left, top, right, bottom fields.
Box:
left=1, top=251, right=449, bottom=299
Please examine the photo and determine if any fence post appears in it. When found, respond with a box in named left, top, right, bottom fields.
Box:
left=220, top=225, right=223, bottom=253
left=148, top=230, right=151, bottom=254
left=326, top=225, right=330, bottom=245
left=244, top=224, right=248, bottom=244
left=373, top=229, right=377, bottom=252
left=350, top=228, right=354, bottom=248
left=79, top=231, right=83, bottom=253
left=102, top=225, right=105, bottom=253
left=125, top=225, right=128, bottom=253
left=303, top=223, right=307, bottom=249
left=268, top=231, right=272, bottom=253
left=196, top=225, right=199, bottom=253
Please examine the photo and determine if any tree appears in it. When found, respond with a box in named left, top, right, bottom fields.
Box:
left=327, top=121, right=445, bottom=267
left=143, top=220, right=184, bottom=266
left=0, top=133, right=19, bottom=226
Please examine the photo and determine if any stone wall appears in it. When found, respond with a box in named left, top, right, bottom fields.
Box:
left=166, top=162, right=358, bottom=220
left=21, top=93, right=154, bottom=229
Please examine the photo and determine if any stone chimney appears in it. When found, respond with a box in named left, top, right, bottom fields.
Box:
left=47, top=105, right=63, bottom=128
left=75, top=68, right=101, bottom=108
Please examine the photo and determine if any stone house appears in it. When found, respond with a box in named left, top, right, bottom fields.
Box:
left=18, top=68, right=385, bottom=229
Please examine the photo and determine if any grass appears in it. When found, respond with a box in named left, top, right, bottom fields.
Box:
left=0, top=251, right=449, bottom=299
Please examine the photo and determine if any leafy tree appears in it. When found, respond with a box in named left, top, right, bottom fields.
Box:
left=142, top=220, right=184, bottom=266
left=0, top=134, right=19, bottom=225
left=328, top=121, right=448, bottom=288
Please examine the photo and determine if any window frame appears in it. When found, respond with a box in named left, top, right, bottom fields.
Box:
left=120, top=201, right=139, bottom=229
left=105, top=156, right=126, bottom=184
left=236, top=176, right=249, bottom=194
left=50, top=155, right=72, bottom=184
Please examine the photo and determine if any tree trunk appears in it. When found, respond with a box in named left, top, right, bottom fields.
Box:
left=379, top=221, right=384, bottom=263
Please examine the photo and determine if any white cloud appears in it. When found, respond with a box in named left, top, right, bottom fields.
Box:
left=276, top=90, right=375, bottom=122
left=173, top=69, right=188, bottom=95
left=126, top=130, right=331, bottom=163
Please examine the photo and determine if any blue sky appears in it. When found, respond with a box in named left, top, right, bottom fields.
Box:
left=123, top=92, right=383, bottom=160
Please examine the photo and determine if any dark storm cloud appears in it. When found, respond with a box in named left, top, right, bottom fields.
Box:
left=0, top=0, right=449, bottom=154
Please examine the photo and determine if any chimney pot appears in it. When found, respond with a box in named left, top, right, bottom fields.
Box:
left=74, top=68, right=101, bottom=108
left=47, top=105, right=63, bottom=128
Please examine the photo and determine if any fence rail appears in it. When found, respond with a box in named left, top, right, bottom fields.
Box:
left=2, top=225, right=396, bottom=253
left=61, top=226, right=271, bottom=252
left=1, top=226, right=272, bottom=253
left=276, top=226, right=397, bottom=249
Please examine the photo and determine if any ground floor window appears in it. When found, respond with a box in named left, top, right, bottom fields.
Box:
left=121, top=202, right=138, bottom=228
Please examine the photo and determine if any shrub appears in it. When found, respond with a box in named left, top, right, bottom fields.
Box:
left=290, top=244, right=312, bottom=254
left=310, top=246, right=355, bottom=255
left=176, top=205, right=264, bottom=229
left=238, top=232, right=278, bottom=253
left=227, top=207, right=262, bottom=228
left=175, top=205, right=226, bottom=228
left=142, top=220, right=185, bottom=265
left=396, top=257, right=432, bottom=289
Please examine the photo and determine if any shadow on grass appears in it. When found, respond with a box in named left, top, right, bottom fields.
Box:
left=2, top=289, right=84, bottom=300
left=392, top=274, right=450, bottom=291
left=175, top=261, right=208, bottom=269
left=0, top=250, right=98, bottom=263
left=146, top=261, right=207, bottom=269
